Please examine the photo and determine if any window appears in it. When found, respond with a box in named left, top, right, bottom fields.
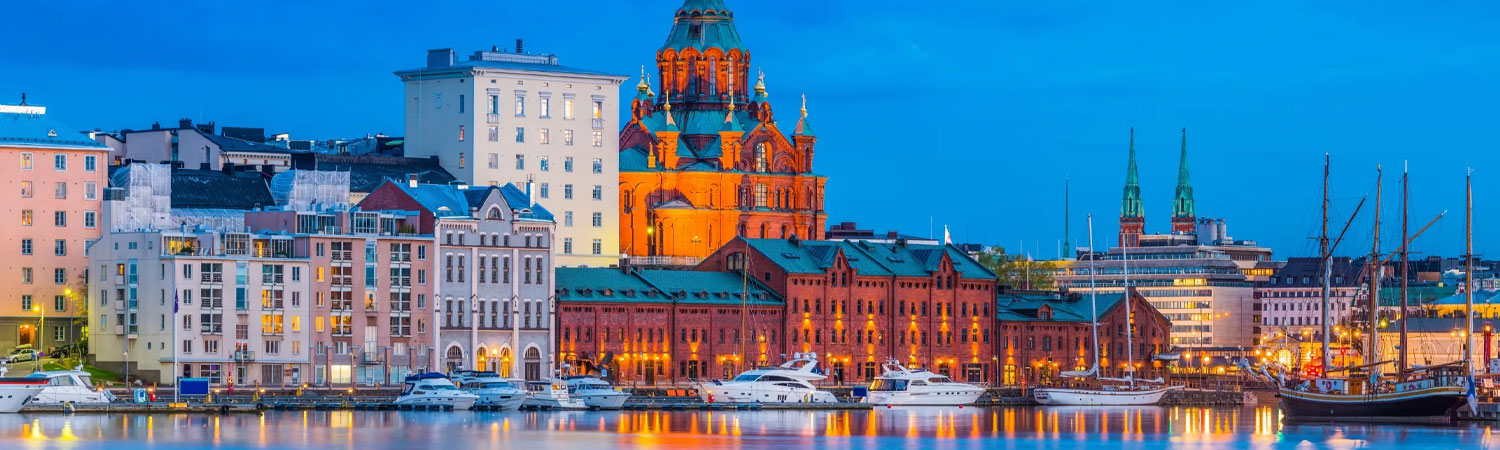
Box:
left=564, top=129, right=574, bottom=146
left=488, top=126, right=499, bottom=142
left=564, top=98, right=575, bottom=119
left=563, top=238, right=573, bottom=254
left=563, top=157, right=574, bottom=172
left=20, top=152, right=32, bottom=170
left=20, top=181, right=31, bottom=198
left=458, top=125, right=465, bottom=141
left=84, top=211, right=96, bottom=228
left=539, top=183, right=549, bottom=198
left=488, top=94, right=500, bottom=115
left=539, top=128, right=550, bottom=144
left=515, top=154, right=525, bottom=170
left=755, top=143, right=769, bottom=172
left=54, top=239, right=66, bottom=256
left=458, top=94, right=465, bottom=113
left=54, top=154, right=67, bottom=171
left=755, top=184, right=768, bottom=208
left=564, top=211, right=573, bottom=227
left=592, top=101, right=603, bottom=119
left=21, top=210, right=32, bottom=226
left=54, top=211, right=66, bottom=227
left=591, top=212, right=602, bottom=227
left=54, top=268, right=65, bottom=284
left=515, top=127, right=525, bottom=143
left=564, top=184, right=573, bottom=199
left=592, top=131, right=603, bottom=147
left=21, top=295, right=32, bottom=311
left=592, top=239, right=602, bottom=255
left=55, top=295, right=65, bottom=311
left=514, top=94, right=525, bottom=116
left=591, top=185, right=602, bottom=200
left=539, top=156, right=549, bottom=171
left=592, top=158, right=603, bottom=174
left=540, top=96, right=551, bottom=118
left=55, top=182, right=66, bottom=199
left=488, top=153, right=499, bottom=169
left=21, top=267, right=31, bottom=283
left=458, top=152, right=466, bottom=168
left=85, top=182, right=97, bottom=200
left=85, top=155, right=97, bottom=172
left=21, top=239, right=31, bottom=255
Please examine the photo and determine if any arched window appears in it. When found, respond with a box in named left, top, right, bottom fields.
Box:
left=759, top=223, right=768, bottom=238
left=524, top=347, right=542, bottom=381
left=487, top=207, right=502, bottom=220
left=754, top=143, right=769, bottom=172
left=445, top=346, right=464, bottom=371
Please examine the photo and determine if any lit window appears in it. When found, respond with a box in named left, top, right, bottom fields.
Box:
left=20, top=152, right=33, bottom=170
left=539, top=128, right=550, bottom=144
left=21, top=209, right=32, bottom=226
left=458, top=125, right=465, bottom=141
left=592, top=101, right=602, bottom=119
left=20, top=181, right=32, bottom=198
left=564, top=98, right=574, bottom=119
left=514, top=94, right=525, bottom=116
left=755, top=143, right=769, bottom=172
left=540, top=97, right=551, bottom=118
left=592, top=131, right=603, bottom=147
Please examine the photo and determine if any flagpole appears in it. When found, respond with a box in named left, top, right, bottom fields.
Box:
left=173, top=291, right=179, bottom=403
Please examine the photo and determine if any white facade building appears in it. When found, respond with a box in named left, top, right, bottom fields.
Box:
left=397, top=47, right=626, bottom=268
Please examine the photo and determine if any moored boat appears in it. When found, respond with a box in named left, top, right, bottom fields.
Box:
left=697, top=352, right=838, bottom=404
left=562, top=376, right=630, bottom=410
left=0, top=377, right=50, bottom=413
left=863, top=360, right=985, bottom=406
left=394, top=373, right=478, bottom=410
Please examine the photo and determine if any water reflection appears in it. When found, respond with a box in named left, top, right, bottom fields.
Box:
left=0, top=406, right=1495, bottom=449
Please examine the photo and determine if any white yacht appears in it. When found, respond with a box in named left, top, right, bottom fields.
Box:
left=394, top=373, right=478, bottom=410
left=521, top=380, right=587, bottom=410
left=1033, top=383, right=1180, bottom=406
left=454, top=371, right=528, bottom=411
left=697, top=352, right=839, bottom=404
left=562, top=376, right=631, bottom=410
left=863, top=360, right=985, bottom=406
left=0, top=377, right=47, bottom=413
left=25, top=370, right=114, bottom=405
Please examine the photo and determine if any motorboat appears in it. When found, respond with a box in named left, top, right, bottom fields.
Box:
left=697, top=352, right=839, bottom=404
left=455, top=371, right=528, bottom=411
left=0, top=377, right=47, bottom=413
left=521, top=379, right=587, bottom=410
left=863, top=360, right=985, bottom=406
left=25, top=369, right=114, bottom=404
left=562, top=376, right=631, bottom=410
left=394, top=373, right=478, bottom=410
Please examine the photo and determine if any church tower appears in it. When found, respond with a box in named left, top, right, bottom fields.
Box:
left=1171, top=128, right=1196, bottom=234
left=1120, top=129, right=1145, bottom=247
left=656, top=0, right=750, bottom=110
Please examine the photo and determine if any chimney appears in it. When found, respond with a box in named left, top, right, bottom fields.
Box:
left=199, top=162, right=211, bottom=171
left=178, top=118, right=193, bottom=129
left=151, top=122, right=161, bottom=130
left=525, top=174, right=535, bottom=205
left=407, top=174, right=419, bottom=188
left=788, top=233, right=800, bottom=247
left=196, top=121, right=215, bottom=135
left=515, top=39, right=524, bottom=54
left=222, top=162, right=235, bottom=175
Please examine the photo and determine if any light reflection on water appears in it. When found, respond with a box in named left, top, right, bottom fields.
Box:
left=0, top=406, right=1495, bottom=449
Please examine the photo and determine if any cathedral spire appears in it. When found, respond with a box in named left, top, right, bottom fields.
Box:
left=1119, top=128, right=1145, bottom=247
left=1171, top=127, right=1196, bottom=233
left=793, top=94, right=816, bottom=136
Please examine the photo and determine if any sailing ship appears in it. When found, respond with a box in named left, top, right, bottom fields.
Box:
left=1034, top=215, right=1180, bottom=406
left=1278, top=158, right=1471, bottom=423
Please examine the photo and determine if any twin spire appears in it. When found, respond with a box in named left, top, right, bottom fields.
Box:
left=1120, top=128, right=1196, bottom=236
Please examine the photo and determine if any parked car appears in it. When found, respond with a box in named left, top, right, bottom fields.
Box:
left=4, top=347, right=39, bottom=363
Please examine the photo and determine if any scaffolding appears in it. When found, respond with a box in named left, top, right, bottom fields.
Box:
left=110, top=163, right=173, bottom=232
left=271, top=170, right=351, bottom=212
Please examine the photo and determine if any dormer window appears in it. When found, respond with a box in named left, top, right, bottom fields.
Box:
left=688, top=24, right=702, bottom=41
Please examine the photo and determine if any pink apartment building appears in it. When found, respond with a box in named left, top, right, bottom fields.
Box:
left=1, top=100, right=108, bottom=352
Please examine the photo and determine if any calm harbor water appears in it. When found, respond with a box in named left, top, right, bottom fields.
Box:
left=0, top=406, right=1494, bottom=449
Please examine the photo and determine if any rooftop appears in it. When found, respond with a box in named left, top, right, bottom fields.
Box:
left=556, top=267, right=782, bottom=306
left=0, top=103, right=108, bottom=150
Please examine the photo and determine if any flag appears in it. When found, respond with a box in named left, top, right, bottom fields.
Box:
left=1468, top=370, right=1480, bottom=414
left=173, top=291, right=179, bottom=314
left=943, top=225, right=951, bottom=245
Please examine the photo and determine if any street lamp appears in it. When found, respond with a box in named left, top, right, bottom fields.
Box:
left=33, top=304, right=44, bottom=372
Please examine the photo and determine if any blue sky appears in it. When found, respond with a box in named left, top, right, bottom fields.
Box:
left=4, top=0, right=1497, bottom=258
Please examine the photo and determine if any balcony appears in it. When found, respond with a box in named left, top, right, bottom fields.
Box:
left=487, top=114, right=499, bottom=124
left=113, top=300, right=124, bottom=311
left=232, top=351, right=256, bottom=362
left=591, top=118, right=605, bottom=130
left=201, top=274, right=224, bottom=284
left=360, top=352, right=382, bottom=365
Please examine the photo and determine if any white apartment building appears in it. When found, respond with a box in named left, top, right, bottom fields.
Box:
left=87, top=229, right=313, bottom=386
left=396, top=46, right=626, bottom=268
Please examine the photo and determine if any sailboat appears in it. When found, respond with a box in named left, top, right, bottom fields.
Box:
left=1034, top=215, right=1180, bottom=406
left=1278, top=158, right=1469, bottom=423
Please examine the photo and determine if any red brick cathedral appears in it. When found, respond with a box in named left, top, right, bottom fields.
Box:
left=619, top=0, right=827, bottom=261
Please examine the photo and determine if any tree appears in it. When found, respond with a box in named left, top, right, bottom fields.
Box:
left=977, top=246, right=1056, bottom=290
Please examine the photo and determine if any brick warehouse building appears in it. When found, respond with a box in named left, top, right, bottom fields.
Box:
left=995, top=288, right=1172, bottom=387
left=555, top=267, right=784, bottom=384
left=697, top=236, right=999, bottom=384
left=618, top=0, right=827, bottom=262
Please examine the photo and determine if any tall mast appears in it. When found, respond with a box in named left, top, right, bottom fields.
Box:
left=1087, top=215, right=1101, bottom=378
left=1123, top=231, right=1134, bottom=385
left=1321, top=154, right=1333, bottom=373
left=1368, top=167, right=1382, bottom=374
left=1399, top=163, right=1409, bottom=379
left=1064, top=177, right=1070, bottom=260
left=1464, top=169, right=1474, bottom=371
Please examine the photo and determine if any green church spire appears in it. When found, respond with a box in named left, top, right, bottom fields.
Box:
left=1172, top=127, right=1195, bottom=221
left=1121, top=128, right=1144, bottom=219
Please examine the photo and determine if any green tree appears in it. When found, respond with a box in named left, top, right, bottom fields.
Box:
left=976, top=247, right=1056, bottom=290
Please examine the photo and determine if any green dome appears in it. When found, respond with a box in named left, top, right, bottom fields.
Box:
left=661, top=0, right=744, bottom=52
